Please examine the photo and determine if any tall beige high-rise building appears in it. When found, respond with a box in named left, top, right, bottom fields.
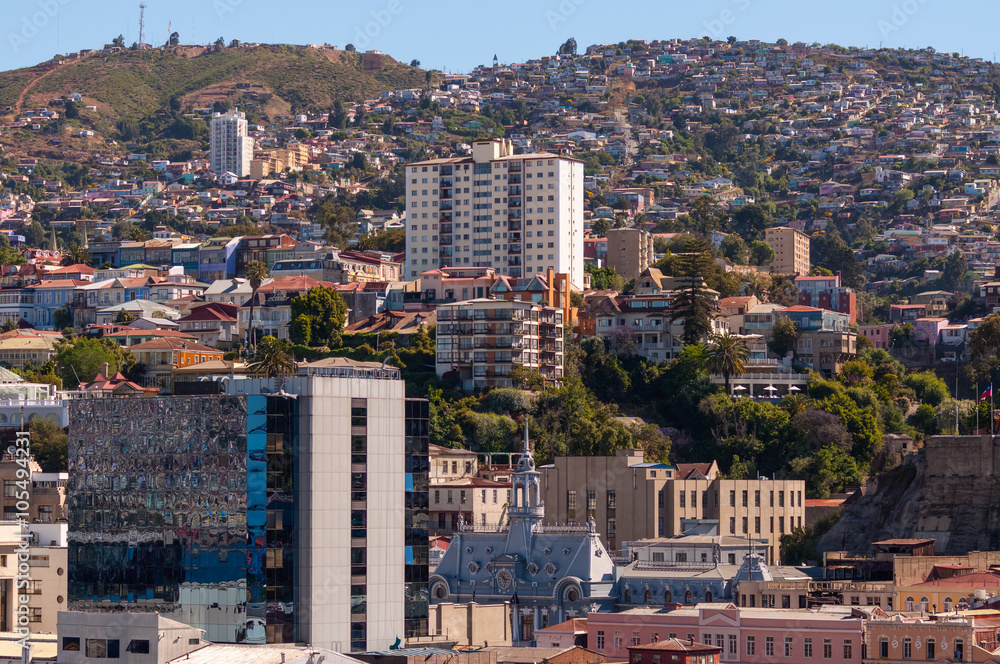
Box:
left=405, top=139, right=585, bottom=287
left=765, top=226, right=811, bottom=276
left=605, top=227, right=654, bottom=280
left=539, top=450, right=805, bottom=564
left=210, top=110, right=255, bottom=177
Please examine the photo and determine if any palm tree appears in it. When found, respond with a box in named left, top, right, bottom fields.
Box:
left=243, top=260, right=270, bottom=351
left=61, top=244, right=91, bottom=266
left=247, top=336, right=297, bottom=378
left=779, top=393, right=810, bottom=415
left=706, top=331, right=750, bottom=395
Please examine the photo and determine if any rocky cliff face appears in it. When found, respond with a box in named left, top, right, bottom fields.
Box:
left=820, top=435, right=1000, bottom=555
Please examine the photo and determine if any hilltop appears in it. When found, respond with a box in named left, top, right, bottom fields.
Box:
left=0, top=43, right=431, bottom=126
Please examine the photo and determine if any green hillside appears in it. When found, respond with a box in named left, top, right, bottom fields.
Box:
left=0, top=44, right=431, bottom=122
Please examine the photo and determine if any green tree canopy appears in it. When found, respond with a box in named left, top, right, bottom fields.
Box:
left=289, top=286, right=348, bottom=348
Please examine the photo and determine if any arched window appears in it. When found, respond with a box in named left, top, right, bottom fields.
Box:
left=905, top=596, right=915, bottom=611
left=920, top=596, right=930, bottom=611
left=434, top=585, right=447, bottom=599
left=943, top=597, right=953, bottom=612
left=705, top=590, right=713, bottom=602
left=684, top=590, right=693, bottom=604
left=664, top=589, right=671, bottom=603
left=624, top=587, right=631, bottom=603
left=566, top=588, right=579, bottom=602
left=644, top=589, right=652, bottom=603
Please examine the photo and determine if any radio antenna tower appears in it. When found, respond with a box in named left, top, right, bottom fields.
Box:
left=138, top=3, right=146, bottom=49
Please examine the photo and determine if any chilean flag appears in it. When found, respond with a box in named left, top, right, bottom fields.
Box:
left=980, top=385, right=993, bottom=402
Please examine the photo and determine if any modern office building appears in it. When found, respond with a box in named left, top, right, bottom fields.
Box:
left=764, top=226, right=811, bottom=276
left=539, top=451, right=805, bottom=564
left=67, top=364, right=429, bottom=651
left=605, top=228, right=654, bottom=281
left=405, top=139, right=585, bottom=287
left=210, top=111, right=254, bottom=177
left=435, top=298, right=565, bottom=391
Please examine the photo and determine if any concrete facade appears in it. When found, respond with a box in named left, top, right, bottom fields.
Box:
left=405, top=140, right=585, bottom=287
left=764, top=226, right=810, bottom=276
left=605, top=228, right=654, bottom=281
left=540, top=451, right=805, bottom=564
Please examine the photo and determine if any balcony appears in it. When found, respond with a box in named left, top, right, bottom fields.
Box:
left=439, top=201, right=453, bottom=211
left=507, top=257, right=522, bottom=267
left=440, top=178, right=453, bottom=187
left=508, top=198, right=521, bottom=208
left=440, top=236, right=453, bottom=246
left=508, top=186, right=522, bottom=196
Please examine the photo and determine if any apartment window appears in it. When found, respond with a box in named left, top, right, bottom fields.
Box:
left=765, top=636, right=774, bottom=657
left=596, top=631, right=605, bottom=650
left=746, top=636, right=755, bottom=656
left=729, top=517, right=736, bottom=535
left=607, top=491, right=616, bottom=509
left=803, top=638, right=812, bottom=658
left=925, top=639, right=934, bottom=659
left=754, top=490, right=760, bottom=507
left=567, top=490, right=577, bottom=511
left=728, top=635, right=737, bottom=655
left=779, top=491, right=785, bottom=507
left=843, top=640, right=852, bottom=660
left=785, top=637, right=793, bottom=657
left=586, top=490, right=596, bottom=512
left=728, top=553, right=736, bottom=564
left=614, top=632, right=623, bottom=650
left=729, top=490, right=735, bottom=507
left=824, top=638, right=832, bottom=659
left=770, top=490, right=774, bottom=507
left=754, top=516, right=760, bottom=533
left=447, top=490, right=453, bottom=504
left=632, top=631, right=641, bottom=647
left=742, top=490, right=748, bottom=507
left=742, top=516, right=748, bottom=533
left=679, top=491, right=686, bottom=508
left=493, top=489, right=498, bottom=504
left=451, top=461, right=458, bottom=474
left=955, top=639, right=964, bottom=661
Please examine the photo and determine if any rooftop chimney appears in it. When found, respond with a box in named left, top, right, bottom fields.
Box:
left=100, top=361, right=109, bottom=377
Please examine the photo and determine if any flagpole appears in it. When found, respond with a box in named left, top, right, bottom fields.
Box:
left=976, top=381, right=979, bottom=433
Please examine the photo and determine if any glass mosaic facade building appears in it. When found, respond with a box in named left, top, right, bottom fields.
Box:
left=67, top=371, right=428, bottom=651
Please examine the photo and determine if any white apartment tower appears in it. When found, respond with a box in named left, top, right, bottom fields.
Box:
left=405, top=139, right=585, bottom=287
left=210, top=110, right=255, bottom=177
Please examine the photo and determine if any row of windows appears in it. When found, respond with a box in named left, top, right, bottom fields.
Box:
left=432, top=488, right=511, bottom=505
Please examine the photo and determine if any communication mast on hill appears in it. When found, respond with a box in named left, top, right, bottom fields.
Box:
left=138, top=3, right=146, bottom=49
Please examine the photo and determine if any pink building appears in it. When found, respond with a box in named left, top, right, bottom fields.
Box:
left=913, top=317, right=949, bottom=347
left=587, top=603, right=865, bottom=664
left=859, top=324, right=892, bottom=350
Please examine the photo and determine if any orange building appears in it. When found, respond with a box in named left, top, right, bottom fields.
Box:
left=129, top=337, right=225, bottom=392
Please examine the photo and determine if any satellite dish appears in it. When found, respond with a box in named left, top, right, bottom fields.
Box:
left=6, top=446, right=14, bottom=455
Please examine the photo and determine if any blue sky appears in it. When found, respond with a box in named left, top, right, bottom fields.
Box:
left=2, top=0, right=999, bottom=74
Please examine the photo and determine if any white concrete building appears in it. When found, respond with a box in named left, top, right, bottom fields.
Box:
left=210, top=111, right=254, bottom=177
left=405, top=139, right=585, bottom=287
